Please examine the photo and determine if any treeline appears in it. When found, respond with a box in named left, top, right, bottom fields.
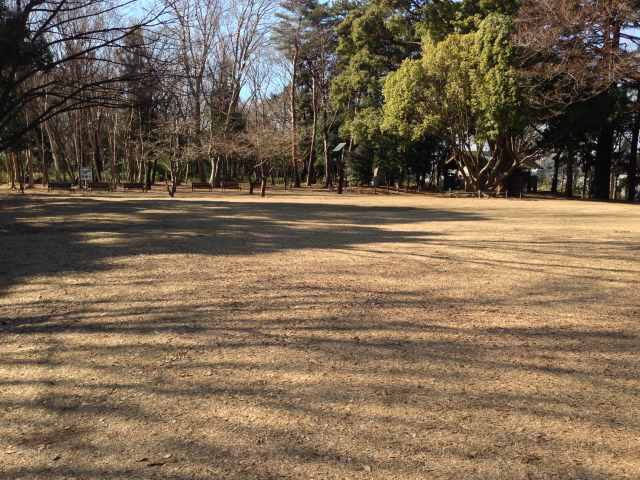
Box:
left=1, top=0, right=639, bottom=201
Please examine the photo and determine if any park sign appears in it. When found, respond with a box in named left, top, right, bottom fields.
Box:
left=80, top=167, right=92, bottom=182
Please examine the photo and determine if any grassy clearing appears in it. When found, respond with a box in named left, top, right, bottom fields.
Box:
left=1, top=191, right=639, bottom=479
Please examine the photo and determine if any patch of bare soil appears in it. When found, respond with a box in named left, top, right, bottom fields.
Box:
left=1, top=190, right=639, bottom=479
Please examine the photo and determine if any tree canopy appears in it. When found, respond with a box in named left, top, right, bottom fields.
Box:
left=1, top=0, right=639, bottom=201
left=383, top=14, right=527, bottom=190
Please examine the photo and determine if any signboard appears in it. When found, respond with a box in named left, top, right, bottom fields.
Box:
left=80, top=167, right=92, bottom=183
left=333, top=142, right=347, bottom=153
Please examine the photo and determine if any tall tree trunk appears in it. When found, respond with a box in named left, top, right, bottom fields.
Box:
left=9, top=152, right=16, bottom=190
left=16, top=152, right=25, bottom=193
left=137, top=130, right=145, bottom=183
left=551, top=154, right=560, bottom=193
left=73, top=118, right=81, bottom=183
left=290, top=41, right=301, bottom=188
left=582, top=156, right=590, bottom=199
left=565, top=150, right=574, bottom=198
left=93, top=129, right=103, bottom=182
left=145, top=161, right=153, bottom=190
left=184, top=162, right=190, bottom=184
left=26, top=148, right=34, bottom=188
left=151, top=159, right=158, bottom=185
left=594, top=120, right=614, bottom=200
left=593, top=19, right=620, bottom=200
left=194, top=85, right=206, bottom=182
left=322, top=119, right=331, bottom=188
left=41, top=125, right=49, bottom=186
left=260, top=163, right=267, bottom=197
left=306, top=76, right=318, bottom=186
left=111, top=112, right=118, bottom=187
left=168, top=160, right=178, bottom=197
left=44, top=121, right=60, bottom=179
left=627, top=93, right=639, bottom=202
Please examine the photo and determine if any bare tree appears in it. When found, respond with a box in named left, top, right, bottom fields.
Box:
left=164, top=0, right=221, bottom=181
left=0, top=0, right=166, bottom=153
left=515, top=0, right=640, bottom=199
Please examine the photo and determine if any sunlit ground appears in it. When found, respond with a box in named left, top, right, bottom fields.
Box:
left=1, top=189, right=639, bottom=479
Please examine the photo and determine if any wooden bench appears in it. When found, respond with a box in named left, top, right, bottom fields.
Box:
left=47, top=182, right=73, bottom=192
left=89, top=181, right=112, bottom=192
left=192, top=182, right=213, bottom=192
left=122, top=182, right=146, bottom=192
left=448, top=190, right=480, bottom=198
left=219, top=180, right=240, bottom=190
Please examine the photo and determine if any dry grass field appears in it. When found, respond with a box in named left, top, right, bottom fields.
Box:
left=1, top=190, right=639, bottom=480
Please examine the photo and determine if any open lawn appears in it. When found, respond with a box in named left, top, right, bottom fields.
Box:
left=1, top=190, right=639, bottom=480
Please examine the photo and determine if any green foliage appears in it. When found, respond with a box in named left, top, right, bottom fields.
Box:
left=330, top=0, right=419, bottom=181
left=420, top=0, right=520, bottom=41
left=471, top=13, right=521, bottom=140
left=383, top=13, right=523, bottom=146
left=380, top=58, right=432, bottom=141
left=330, top=0, right=523, bottom=185
left=331, top=0, right=424, bottom=135
left=382, top=13, right=527, bottom=191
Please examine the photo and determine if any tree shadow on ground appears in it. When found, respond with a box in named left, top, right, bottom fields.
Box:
left=1, top=195, right=638, bottom=479
left=0, top=195, right=483, bottom=296
left=2, top=278, right=638, bottom=479
left=1, top=299, right=634, bottom=479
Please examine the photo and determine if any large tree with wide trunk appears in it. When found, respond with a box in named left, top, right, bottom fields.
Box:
left=383, top=13, right=536, bottom=192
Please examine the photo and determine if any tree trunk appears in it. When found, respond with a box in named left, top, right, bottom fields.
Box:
left=337, top=145, right=347, bottom=195
left=44, top=121, right=60, bottom=180
left=16, top=152, right=25, bottom=193
left=111, top=113, right=118, bottom=187
left=167, top=160, right=178, bottom=197
left=41, top=125, right=49, bottom=186
left=260, top=164, right=267, bottom=197
left=184, top=162, right=190, bottom=184
left=93, top=129, right=103, bottom=182
left=26, top=148, right=34, bottom=188
left=8, top=152, right=16, bottom=190
left=582, top=156, right=590, bottom=199
left=290, top=41, right=301, bottom=188
left=152, top=159, right=158, bottom=185
left=593, top=18, right=619, bottom=200
left=306, top=76, right=318, bottom=186
left=593, top=120, right=614, bottom=200
left=627, top=94, right=639, bottom=201
left=145, top=161, right=154, bottom=190
left=551, top=154, right=560, bottom=193
left=193, top=85, right=206, bottom=182
left=321, top=109, right=331, bottom=189
left=565, top=150, right=574, bottom=198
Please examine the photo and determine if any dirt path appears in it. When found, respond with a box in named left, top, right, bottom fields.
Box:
left=1, top=191, right=639, bottom=479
